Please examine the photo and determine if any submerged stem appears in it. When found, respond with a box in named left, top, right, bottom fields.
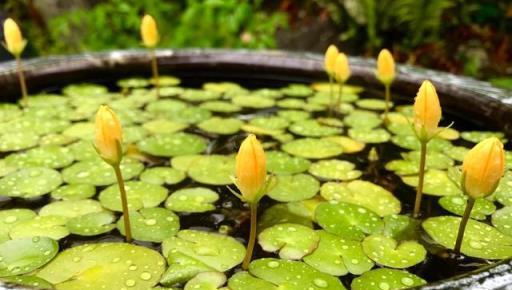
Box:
left=114, top=165, right=132, bottom=242
left=413, top=141, right=427, bottom=218
left=150, top=49, right=160, bottom=97
left=242, top=202, right=258, bottom=270
left=16, top=56, right=28, bottom=106
left=384, top=84, right=391, bottom=122
left=454, top=198, right=475, bottom=254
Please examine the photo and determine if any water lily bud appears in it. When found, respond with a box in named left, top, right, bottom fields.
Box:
left=413, top=80, right=442, bottom=141
left=462, top=137, right=505, bottom=199
left=376, top=49, right=395, bottom=85
left=3, top=18, right=27, bottom=56
left=324, top=45, right=339, bottom=76
left=94, top=105, right=123, bottom=166
left=334, top=53, right=351, bottom=83
left=141, top=14, right=159, bottom=48
left=235, top=134, right=267, bottom=203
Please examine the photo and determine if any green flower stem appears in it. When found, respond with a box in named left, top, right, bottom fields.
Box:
left=242, top=202, right=258, bottom=270
left=336, top=81, right=344, bottom=116
left=16, top=56, right=28, bottom=106
left=150, top=49, right=160, bottom=98
left=413, top=141, right=427, bottom=218
left=328, top=75, right=333, bottom=117
left=384, top=84, right=391, bottom=122
left=454, top=197, right=475, bottom=254
left=114, top=164, right=132, bottom=242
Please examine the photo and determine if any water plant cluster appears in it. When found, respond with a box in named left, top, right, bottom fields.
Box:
left=0, top=16, right=511, bottom=290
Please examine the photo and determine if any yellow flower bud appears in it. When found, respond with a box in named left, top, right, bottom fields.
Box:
left=413, top=80, right=442, bottom=141
left=94, top=105, right=123, bottom=165
left=324, top=45, right=339, bottom=76
left=141, top=14, right=159, bottom=48
left=376, top=49, right=395, bottom=85
left=235, top=134, right=267, bottom=203
left=462, top=137, right=505, bottom=199
left=3, top=18, right=27, bottom=57
left=334, top=52, right=350, bottom=83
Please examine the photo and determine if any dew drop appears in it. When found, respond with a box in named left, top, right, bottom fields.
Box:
left=313, top=278, right=328, bottom=288
left=4, top=216, right=17, bottom=224
left=72, top=257, right=81, bottom=262
left=140, top=272, right=152, bottom=281
left=267, top=261, right=280, bottom=268
left=379, top=282, right=390, bottom=290
left=145, top=219, right=157, bottom=226
left=469, top=241, right=483, bottom=249
left=401, top=277, right=414, bottom=286
left=125, top=279, right=136, bottom=287
left=128, top=265, right=138, bottom=271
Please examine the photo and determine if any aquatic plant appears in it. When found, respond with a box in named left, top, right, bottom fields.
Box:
left=3, top=18, right=28, bottom=105
left=141, top=14, right=161, bottom=97
left=376, top=49, right=395, bottom=122
left=333, top=52, right=351, bottom=115
left=324, top=45, right=339, bottom=116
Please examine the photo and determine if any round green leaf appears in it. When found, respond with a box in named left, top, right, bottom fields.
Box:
left=362, top=235, right=426, bottom=268
left=344, top=111, right=382, bottom=129
left=309, top=160, right=361, bottom=181
left=184, top=272, right=226, bottom=290
left=402, top=169, right=462, bottom=196
left=289, top=120, right=339, bottom=137
left=0, top=275, right=53, bottom=289
left=439, top=195, right=496, bottom=220
left=461, top=131, right=506, bottom=143
left=282, top=138, right=343, bottom=159
left=258, top=223, right=319, bottom=259
left=266, top=151, right=311, bottom=175
left=138, top=133, right=207, bottom=157
left=267, top=174, right=319, bottom=202
left=5, top=145, right=74, bottom=169
left=67, top=211, right=116, bottom=236
left=348, top=128, right=390, bottom=143
left=492, top=206, right=512, bottom=237
left=165, top=187, right=219, bottom=213
left=9, top=216, right=69, bottom=240
left=117, top=207, right=180, bottom=242
left=143, top=119, right=188, bottom=134
left=199, top=101, right=241, bottom=113
left=99, top=181, right=168, bottom=212
left=197, top=117, right=243, bottom=135
left=356, top=99, right=391, bottom=111
left=51, top=184, right=96, bottom=201
left=259, top=202, right=314, bottom=231
left=140, top=167, right=186, bottom=185
left=0, top=209, right=37, bottom=243
left=0, top=167, right=62, bottom=198
left=62, top=158, right=144, bottom=186
left=0, top=131, right=39, bottom=152
left=232, top=95, right=275, bottom=109
left=39, top=199, right=103, bottom=219
left=351, top=268, right=426, bottom=290
left=0, top=237, right=58, bottom=277
left=187, top=155, right=235, bottom=185
left=249, top=116, right=290, bottom=131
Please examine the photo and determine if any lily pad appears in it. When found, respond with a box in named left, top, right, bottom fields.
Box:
left=278, top=110, right=310, bottom=122
left=281, top=84, right=313, bottom=97
left=39, top=199, right=103, bottom=219
left=62, top=158, right=144, bottom=186
left=461, top=131, right=506, bottom=143
left=492, top=206, right=512, bottom=237
left=382, top=215, right=420, bottom=241
left=266, top=151, right=311, bottom=175
left=362, top=235, right=426, bottom=268
left=282, top=138, right=343, bottom=159
left=0, top=131, right=39, bottom=152
left=169, top=107, right=212, bottom=124
left=199, top=101, right=241, bottom=113
left=0, top=237, right=58, bottom=277
left=423, top=216, right=512, bottom=259
left=232, top=95, right=275, bottom=109
left=402, top=169, right=462, bottom=196
left=5, top=145, right=74, bottom=169
left=0, top=275, right=53, bottom=289
left=385, top=160, right=419, bottom=176
left=146, top=99, right=188, bottom=117
left=439, top=195, right=496, bottom=220
left=143, top=119, right=188, bottom=134
left=443, top=145, right=469, bottom=162
left=198, top=117, right=243, bottom=135
left=315, top=201, right=383, bottom=241
left=9, top=216, right=69, bottom=240
left=344, top=111, right=382, bottom=129
left=67, top=211, right=116, bottom=236
left=289, top=120, right=339, bottom=137
left=228, top=271, right=278, bottom=290
left=51, top=184, right=96, bottom=201
left=180, top=89, right=221, bottom=102
left=140, top=167, right=186, bottom=185
left=67, top=140, right=100, bottom=161
left=37, top=243, right=165, bottom=290
left=259, top=202, right=314, bottom=230
left=160, top=230, right=245, bottom=285
left=118, top=207, right=180, bottom=242
left=165, top=187, right=219, bottom=213
left=495, top=171, right=512, bottom=206
left=138, top=133, right=207, bottom=157
left=0, top=209, right=37, bottom=243
left=267, top=174, right=319, bottom=202
left=320, top=181, right=401, bottom=217
left=322, top=136, right=365, bottom=154
left=351, top=268, right=426, bottom=290
left=258, top=223, right=319, bottom=259
left=356, top=99, right=391, bottom=111
left=303, top=230, right=374, bottom=276
left=249, top=117, right=290, bottom=131
left=184, top=272, right=227, bottom=290
left=391, top=135, right=452, bottom=151
left=348, top=128, right=390, bottom=143
left=99, top=181, right=168, bottom=212
left=187, top=155, right=235, bottom=185
left=309, top=159, right=362, bottom=181
left=0, top=167, right=62, bottom=198
left=402, top=150, right=454, bottom=170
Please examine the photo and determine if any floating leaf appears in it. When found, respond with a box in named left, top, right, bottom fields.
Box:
left=180, top=89, right=221, bottom=102
left=259, top=202, right=314, bottom=231
left=322, top=136, right=365, bottom=153
left=37, top=243, right=165, bottom=290
left=443, top=145, right=469, bottom=162
left=232, top=95, right=275, bottom=109
left=184, top=272, right=226, bottom=290
left=138, top=133, right=207, bottom=157
left=67, top=140, right=100, bottom=161
left=0, top=131, right=39, bottom=152
left=266, top=151, right=311, bottom=175
left=62, top=158, right=143, bottom=186
left=39, top=199, right=103, bottom=219
left=0, top=237, right=58, bottom=277
left=258, top=223, right=319, bottom=259
left=228, top=272, right=278, bottom=290
left=282, top=138, right=343, bottom=159
left=170, top=107, right=212, bottom=124
left=351, top=268, right=426, bottom=290
left=117, top=77, right=150, bottom=88
left=165, top=187, right=219, bottom=213
left=356, top=99, right=391, bottom=111
left=391, top=135, right=451, bottom=151
left=67, top=211, right=116, bottom=236
left=146, top=99, right=187, bottom=117
left=385, top=160, right=419, bottom=175
left=402, top=150, right=454, bottom=170
left=309, top=159, right=361, bottom=181
left=461, top=131, right=506, bottom=143
left=281, top=84, right=313, bottom=98
left=289, top=120, right=339, bottom=137
left=187, top=155, right=235, bottom=185
left=199, top=101, right=241, bottom=113
left=118, top=208, right=179, bottom=242
left=315, top=201, right=383, bottom=241
left=402, top=169, right=462, bottom=196
left=9, top=216, right=69, bottom=240
left=349, top=128, right=390, bottom=143
left=492, top=206, right=512, bottom=237
left=0, top=209, right=36, bottom=243
left=439, top=195, right=496, bottom=220
left=495, top=171, right=512, bottom=206
left=142, top=119, right=188, bottom=134
left=5, top=145, right=74, bottom=169
left=160, top=230, right=245, bottom=285
left=267, top=174, right=319, bottom=202
left=0, top=167, right=62, bottom=198
left=140, top=167, right=186, bottom=185
left=423, top=216, right=512, bottom=259
left=277, top=98, right=306, bottom=109
left=320, top=181, right=400, bottom=217
left=249, top=116, right=290, bottom=130
left=382, top=215, right=420, bottom=241
left=278, top=110, right=310, bottom=122
left=62, top=122, right=94, bottom=140
left=198, top=117, right=243, bottom=135
left=303, top=230, right=374, bottom=276
left=362, top=235, right=426, bottom=268
left=99, top=181, right=168, bottom=212
left=0, top=275, right=53, bottom=289
left=344, top=111, right=382, bottom=129
left=51, top=184, right=96, bottom=201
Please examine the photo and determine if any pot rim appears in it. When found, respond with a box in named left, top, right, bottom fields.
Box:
left=0, top=48, right=511, bottom=290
